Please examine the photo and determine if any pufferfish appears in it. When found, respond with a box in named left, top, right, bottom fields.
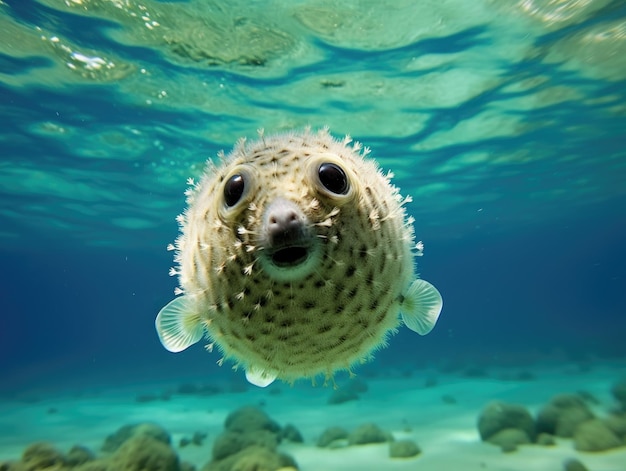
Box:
left=156, top=127, right=443, bottom=387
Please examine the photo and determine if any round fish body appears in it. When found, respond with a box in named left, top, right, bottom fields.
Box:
left=156, top=128, right=443, bottom=386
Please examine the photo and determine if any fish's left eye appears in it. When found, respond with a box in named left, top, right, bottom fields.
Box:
left=318, top=162, right=348, bottom=195
left=224, top=173, right=245, bottom=207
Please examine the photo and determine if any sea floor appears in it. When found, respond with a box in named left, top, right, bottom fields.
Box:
left=1, top=361, right=625, bottom=470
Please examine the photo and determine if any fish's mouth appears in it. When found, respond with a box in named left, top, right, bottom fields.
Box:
left=261, top=241, right=320, bottom=282
left=269, top=245, right=309, bottom=267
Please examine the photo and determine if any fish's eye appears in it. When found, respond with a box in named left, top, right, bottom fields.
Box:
left=318, top=162, right=348, bottom=195
left=224, top=173, right=245, bottom=207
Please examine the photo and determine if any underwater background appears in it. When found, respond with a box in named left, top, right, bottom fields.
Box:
left=1, top=1, right=626, bottom=470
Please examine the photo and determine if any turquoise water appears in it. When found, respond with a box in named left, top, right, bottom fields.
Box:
left=0, top=0, right=626, bottom=471
left=0, top=2, right=625, bottom=467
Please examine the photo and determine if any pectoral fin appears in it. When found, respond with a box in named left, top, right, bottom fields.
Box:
left=245, top=366, right=277, bottom=387
left=401, top=279, right=443, bottom=335
left=155, top=296, right=204, bottom=352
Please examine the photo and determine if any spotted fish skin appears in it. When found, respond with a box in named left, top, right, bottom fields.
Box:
left=157, top=128, right=442, bottom=385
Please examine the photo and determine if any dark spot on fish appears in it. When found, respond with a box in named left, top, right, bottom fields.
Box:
left=358, top=318, right=369, bottom=328
left=280, top=318, right=294, bottom=328
left=346, top=265, right=356, bottom=278
left=318, top=324, right=332, bottom=334
left=359, top=245, right=369, bottom=259
left=369, top=298, right=379, bottom=310
left=347, top=287, right=358, bottom=299
left=315, top=279, right=325, bottom=288
left=303, top=300, right=316, bottom=309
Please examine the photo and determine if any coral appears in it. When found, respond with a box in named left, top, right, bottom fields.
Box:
left=2, top=425, right=181, bottom=471
left=316, top=427, right=349, bottom=447
left=477, top=401, right=535, bottom=442
left=347, top=423, right=392, bottom=445
left=573, top=419, right=622, bottom=452
left=0, top=461, right=27, bottom=471
left=108, top=435, right=180, bottom=471
left=536, top=394, right=594, bottom=438
left=21, top=442, right=65, bottom=470
left=388, top=440, right=421, bottom=458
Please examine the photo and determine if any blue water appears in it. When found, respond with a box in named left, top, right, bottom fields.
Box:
left=1, top=0, right=625, bottom=397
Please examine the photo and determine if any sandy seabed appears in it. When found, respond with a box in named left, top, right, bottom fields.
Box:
left=1, top=362, right=625, bottom=471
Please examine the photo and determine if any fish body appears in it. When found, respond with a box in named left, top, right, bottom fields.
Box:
left=156, top=128, right=443, bottom=386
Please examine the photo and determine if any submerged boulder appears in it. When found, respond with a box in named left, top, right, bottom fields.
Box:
left=487, top=428, right=531, bottom=453
left=212, top=430, right=278, bottom=461
left=348, top=423, right=392, bottom=445
left=389, top=440, right=421, bottom=458
left=573, top=419, right=622, bottom=452
left=66, top=445, right=96, bottom=466
left=205, top=406, right=298, bottom=471
left=316, top=427, right=349, bottom=448
left=109, top=435, right=180, bottom=471
left=224, top=406, right=281, bottom=435
left=203, top=446, right=297, bottom=471
left=563, top=458, right=589, bottom=471
left=102, top=423, right=171, bottom=452
left=21, top=442, right=65, bottom=470
left=611, top=378, right=626, bottom=410
left=536, top=394, right=594, bottom=438
left=477, top=401, right=535, bottom=442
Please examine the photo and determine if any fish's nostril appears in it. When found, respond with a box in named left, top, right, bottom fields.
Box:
left=264, top=198, right=308, bottom=248
left=268, top=210, right=299, bottom=229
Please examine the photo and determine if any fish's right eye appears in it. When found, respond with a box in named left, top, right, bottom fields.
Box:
left=318, top=162, right=349, bottom=195
left=224, top=173, right=245, bottom=207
